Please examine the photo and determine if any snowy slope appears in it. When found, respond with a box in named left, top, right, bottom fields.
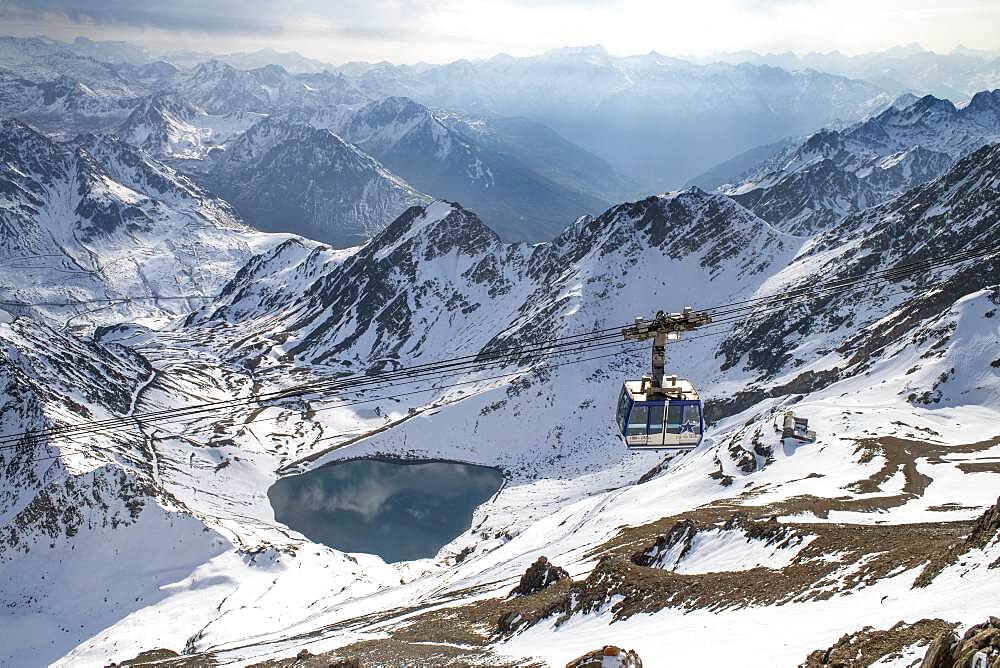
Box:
left=151, top=143, right=994, bottom=668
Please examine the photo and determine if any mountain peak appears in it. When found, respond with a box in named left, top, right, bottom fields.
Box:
left=883, top=42, right=927, bottom=57
left=889, top=92, right=921, bottom=110
left=966, top=89, right=1000, bottom=113
left=207, top=117, right=430, bottom=247
left=364, top=95, right=427, bottom=118
left=0, top=117, right=59, bottom=168
left=370, top=200, right=501, bottom=261
left=543, top=44, right=609, bottom=58
left=871, top=93, right=958, bottom=126
left=254, top=63, right=290, bottom=78
left=912, top=94, right=957, bottom=115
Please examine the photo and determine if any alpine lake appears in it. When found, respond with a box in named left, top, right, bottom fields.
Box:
left=268, top=458, right=505, bottom=562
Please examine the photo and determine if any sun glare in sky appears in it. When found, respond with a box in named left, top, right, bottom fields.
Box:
left=2, top=0, right=998, bottom=63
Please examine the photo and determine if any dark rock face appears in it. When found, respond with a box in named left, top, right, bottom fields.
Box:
left=104, top=647, right=180, bottom=667
left=732, top=146, right=954, bottom=235
left=566, top=645, right=643, bottom=668
left=631, top=519, right=698, bottom=567
left=921, top=617, right=1000, bottom=668
left=967, top=497, right=1000, bottom=553
left=510, top=556, right=570, bottom=597
left=497, top=610, right=529, bottom=637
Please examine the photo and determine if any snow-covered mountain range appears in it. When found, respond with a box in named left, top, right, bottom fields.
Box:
left=114, top=87, right=618, bottom=243
left=2, top=132, right=997, bottom=665
left=722, top=90, right=1000, bottom=234
left=0, top=39, right=630, bottom=243
left=0, top=35, right=998, bottom=668
left=0, top=35, right=931, bottom=242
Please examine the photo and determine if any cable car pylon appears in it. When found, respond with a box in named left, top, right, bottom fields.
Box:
left=616, top=306, right=712, bottom=451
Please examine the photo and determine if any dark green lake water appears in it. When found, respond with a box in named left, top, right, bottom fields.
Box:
left=268, top=459, right=504, bottom=562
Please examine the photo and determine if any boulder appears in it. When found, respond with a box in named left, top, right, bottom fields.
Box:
left=566, top=645, right=643, bottom=668
left=920, top=617, right=1000, bottom=668
left=509, top=556, right=570, bottom=597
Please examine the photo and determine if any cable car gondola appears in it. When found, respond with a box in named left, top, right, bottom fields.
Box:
left=615, top=307, right=711, bottom=451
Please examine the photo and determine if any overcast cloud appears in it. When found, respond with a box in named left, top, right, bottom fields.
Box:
left=1, top=0, right=997, bottom=64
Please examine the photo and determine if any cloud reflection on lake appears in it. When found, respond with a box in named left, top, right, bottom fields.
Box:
left=268, top=459, right=503, bottom=562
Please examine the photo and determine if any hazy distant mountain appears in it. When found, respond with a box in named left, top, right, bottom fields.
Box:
left=159, top=47, right=334, bottom=74
left=689, top=43, right=1000, bottom=102
left=333, top=96, right=611, bottom=242
left=0, top=36, right=144, bottom=98
left=441, top=113, right=640, bottom=203
left=205, top=118, right=431, bottom=247
left=66, top=36, right=152, bottom=65
left=0, top=35, right=335, bottom=74
left=686, top=136, right=801, bottom=192
left=951, top=45, right=1000, bottom=60
left=341, top=46, right=890, bottom=187
left=175, top=61, right=341, bottom=114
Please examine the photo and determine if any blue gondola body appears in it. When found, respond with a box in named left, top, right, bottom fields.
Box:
left=615, top=379, right=704, bottom=450
left=617, top=308, right=712, bottom=452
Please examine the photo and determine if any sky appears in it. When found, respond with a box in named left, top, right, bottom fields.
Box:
left=1, top=0, right=998, bottom=64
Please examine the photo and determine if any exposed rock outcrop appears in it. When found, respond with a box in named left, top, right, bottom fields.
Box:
left=566, top=645, right=643, bottom=668
left=921, top=617, right=1000, bottom=668
left=509, top=556, right=570, bottom=598
left=631, top=519, right=698, bottom=567
left=630, top=513, right=802, bottom=570
left=802, top=619, right=955, bottom=667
